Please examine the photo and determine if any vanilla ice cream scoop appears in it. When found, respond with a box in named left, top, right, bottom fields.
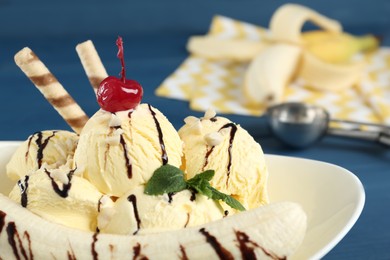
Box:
left=73, top=103, right=183, bottom=197
left=6, top=130, right=78, bottom=181
left=8, top=164, right=103, bottom=232
left=179, top=109, right=269, bottom=210
left=98, top=185, right=225, bottom=235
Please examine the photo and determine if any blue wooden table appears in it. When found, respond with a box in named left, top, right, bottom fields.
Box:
left=1, top=1, right=390, bottom=259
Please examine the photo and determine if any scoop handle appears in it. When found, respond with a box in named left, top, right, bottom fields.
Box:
left=327, top=122, right=390, bottom=147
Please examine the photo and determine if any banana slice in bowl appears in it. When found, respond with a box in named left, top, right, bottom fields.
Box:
left=0, top=194, right=306, bottom=259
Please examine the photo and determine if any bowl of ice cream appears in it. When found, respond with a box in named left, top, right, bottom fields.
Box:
left=0, top=35, right=363, bottom=259
left=0, top=140, right=364, bottom=259
left=0, top=106, right=307, bottom=259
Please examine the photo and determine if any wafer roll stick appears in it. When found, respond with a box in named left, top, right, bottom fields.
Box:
left=76, top=40, right=108, bottom=94
left=14, top=47, right=89, bottom=134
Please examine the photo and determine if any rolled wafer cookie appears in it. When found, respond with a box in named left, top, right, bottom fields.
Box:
left=14, top=47, right=89, bottom=134
left=76, top=40, right=108, bottom=94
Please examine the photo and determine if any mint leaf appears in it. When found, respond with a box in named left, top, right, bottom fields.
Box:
left=188, top=170, right=215, bottom=182
left=208, top=186, right=246, bottom=211
left=187, top=170, right=246, bottom=211
left=186, top=170, right=215, bottom=197
left=144, top=165, right=246, bottom=211
left=144, top=164, right=187, bottom=195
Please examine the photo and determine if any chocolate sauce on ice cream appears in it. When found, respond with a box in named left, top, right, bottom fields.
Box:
left=148, top=104, right=168, bottom=165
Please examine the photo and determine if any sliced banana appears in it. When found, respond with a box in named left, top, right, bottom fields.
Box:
left=300, top=50, right=364, bottom=91
left=187, top=36, right=268, bottom=61
left=269, top=3, right=342, bottom=44
left=243, top=43, right=302, bottom=106
left=0, top=195, right=306, bottom=259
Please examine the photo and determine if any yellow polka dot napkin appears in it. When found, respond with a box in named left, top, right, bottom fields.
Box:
left=155, top=16, right=390, bottom=125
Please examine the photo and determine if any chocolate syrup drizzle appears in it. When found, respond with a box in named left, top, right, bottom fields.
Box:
left=35, top=131, right=57, bottom=168
left=133, top=243, right=148, bottom=260
left=6, top=222, right=33, bottom=260
left=219, top=123, right=237, bottom=186
left=67, top=244, right=77, bottom=260
left=189, top=189, right=197, bottom=202
left=147, top=104, right=168, bottom=165
left=167, top=192, right=175, bottom=203
left=120, top=134, right=133, bottom=179
left=25, top=135, right=34, bottom=162
left=203, top=123, right=237, bottom=186
left=199, top=228, right=234, bottom=260
left=128, top=195, right=141, bottom=235
left=0, top=210, right=6, bottom=234
left=179, top=245, right=189, bottom=260
left=168, top=189, right=196, bottom=204
left=44, top=167, right=76, bottom=198
left=111, top=122, right=133, bottom=179
left=17, top=175, right=29, bottom=207
left=235, top=230, right=285, bottom=260
left=91, top=233, right=99, bottom=260
left=184, top=213, right=190, bottom=228
left=202, top=146, right=215, bottom=170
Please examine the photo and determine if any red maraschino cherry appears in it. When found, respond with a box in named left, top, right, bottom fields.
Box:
left=97, top=36, right=143, bottom=112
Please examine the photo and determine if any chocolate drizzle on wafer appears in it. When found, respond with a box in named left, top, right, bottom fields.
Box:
left=88, top=76, right=105, bottom=91
left=14, top=47, right=89, bottom=134
left=29, top=73, right=57, bottom=87
left=148, top=104, right=168, bottom=165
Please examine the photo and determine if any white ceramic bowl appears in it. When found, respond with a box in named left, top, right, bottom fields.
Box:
left=0, top=142, right=364, bottom=259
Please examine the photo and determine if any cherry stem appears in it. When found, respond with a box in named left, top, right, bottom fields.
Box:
left=116, top=36, right=126, bottom=83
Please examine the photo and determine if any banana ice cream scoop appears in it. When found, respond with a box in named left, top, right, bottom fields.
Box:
left=8, top=164, right=103, bottom=232
left=6, top=130, right=78, bottom=181
left=98, top=186, right=225, bottom=235
left=73, top=103, right=183, bottom=197
left=179, top=109, right=269, bottom=210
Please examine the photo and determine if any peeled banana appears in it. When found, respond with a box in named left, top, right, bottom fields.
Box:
left=244, top=43, right=302, bottom=106
left=0, top=194, right=306, bottom=259
left=185, top=4, right=379, bottom=106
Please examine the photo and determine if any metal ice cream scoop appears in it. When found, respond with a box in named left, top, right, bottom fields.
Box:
left=267, top=102, right=390, bottom=148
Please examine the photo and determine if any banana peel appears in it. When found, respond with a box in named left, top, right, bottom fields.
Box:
left=185, top=4, right=380, bottom=107
left=187, top=36, right=268, bottom=62
left=269, top=3, right=342, bottom=44
left=300, top=50, right=365, bottom=91
left=302, top=31, right=379, bottom=63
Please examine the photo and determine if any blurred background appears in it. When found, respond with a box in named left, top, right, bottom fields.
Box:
left=1, top=0, right=390, bottom=139
left=1, top=1, right=390, bottom=259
